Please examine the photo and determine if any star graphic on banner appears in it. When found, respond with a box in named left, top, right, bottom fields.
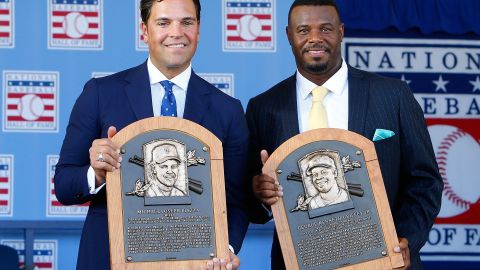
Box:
left=433, top=75, right=449, bottom=92
left=469, top=76, right=480, bottom=93
left=400, top=74, right=411, bottom=85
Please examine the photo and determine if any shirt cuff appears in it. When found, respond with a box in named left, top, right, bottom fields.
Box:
left=87, top=166, right=105, bottom=194
left=228, top=244, right=235, bottom=254
left=261, top=203, right=273, bottom=218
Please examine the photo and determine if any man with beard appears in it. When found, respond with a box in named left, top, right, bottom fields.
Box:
left=246, top=0, right=443, bottom=269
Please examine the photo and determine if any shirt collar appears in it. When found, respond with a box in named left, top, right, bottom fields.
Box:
left=147, top=57, right=191, bottom=91
left=296, top=58, right=348, bottom=100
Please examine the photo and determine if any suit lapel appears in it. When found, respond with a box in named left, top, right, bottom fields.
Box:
left=279, top=75, right=300, bottom=141
left=347, top=66, right=369, bottom=135
left=183, top=72, right=211, bottom=124
left=124, top=61, right=154, bottom=120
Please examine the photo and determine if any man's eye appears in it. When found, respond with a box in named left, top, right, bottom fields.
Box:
left=321, top=27, right=332, bottom=33
left=298, top=29, right=308, bottom=35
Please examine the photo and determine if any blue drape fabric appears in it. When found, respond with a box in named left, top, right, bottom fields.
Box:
left=336, top=0, right=480, bottom=35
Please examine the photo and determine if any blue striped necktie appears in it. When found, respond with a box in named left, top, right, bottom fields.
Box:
left=159, top=80, right=177, bottom=117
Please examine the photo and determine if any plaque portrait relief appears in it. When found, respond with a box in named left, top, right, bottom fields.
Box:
left=290, top=149, right=358, bottom=218
left=124, top=137, right=207, bottom=206
left=300, top=151, right=350, bottom=210
left=144, top=140, right=189, bottom=198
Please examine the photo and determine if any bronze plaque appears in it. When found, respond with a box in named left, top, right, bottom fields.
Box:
left=267, top=129, right=404, bottom=270
left=107, top=117, right=229, bottom=270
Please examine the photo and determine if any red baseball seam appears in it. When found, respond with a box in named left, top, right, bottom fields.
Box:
left=436, top=129, right=470, bottom=209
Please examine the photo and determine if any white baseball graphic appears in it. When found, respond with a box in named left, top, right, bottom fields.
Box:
left=428, top=125, right=480, bottom=218
left=237, top=15, right=262, bottom=41
left=18, top=94, right=44, bottom=121
left=63, top=12, right=89, bottom=38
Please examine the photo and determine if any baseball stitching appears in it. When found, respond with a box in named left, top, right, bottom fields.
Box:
left=436, top=129, right=471, bottom=209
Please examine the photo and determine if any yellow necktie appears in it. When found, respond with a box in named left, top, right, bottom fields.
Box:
left=308, top=86, right=329, bottom=130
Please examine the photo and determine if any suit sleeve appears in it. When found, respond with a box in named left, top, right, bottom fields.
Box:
left=223, top=99, right=251, bottom=253
left=393, top=83, right=443, bottom=253
left=54, top=78, right=101, bottom=205
left=245, top=98, right=274, bottom=224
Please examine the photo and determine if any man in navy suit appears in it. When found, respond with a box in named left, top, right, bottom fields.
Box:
left=54, top=0, right=248, bottom=269
left=246, top=0, right=443, bottom=269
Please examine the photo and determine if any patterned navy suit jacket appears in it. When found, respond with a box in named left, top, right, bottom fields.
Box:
left=246, top=66, right=443, bottom=270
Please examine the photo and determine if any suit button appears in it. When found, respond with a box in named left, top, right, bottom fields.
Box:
left=75, top=193, right=83, bottom=198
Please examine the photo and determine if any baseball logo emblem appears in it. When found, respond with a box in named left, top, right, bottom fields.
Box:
left=429, top=125, right=480, bottom=218
left=49, top=0, right=103, bottom=49
left=237, top=15, right=262, bottom=41
left=223, top=0, right=275, bottom=51
left=63, top=12, right=89, bottom=38
left=18, top=94, right=44, bottom=121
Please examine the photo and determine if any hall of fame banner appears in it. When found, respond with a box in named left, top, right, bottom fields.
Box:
left=0, top=154, right=13, bottom=216
left=0, top=0, right=14, bottom=48
left=46, top=155, right=89, bottom=217
left=222, top=0, right=275, bottom=52
left=198, top=73, right=235, bottom=97
left=2, top=70, right=59, bottom=132
left=1, top=239, right=57, bottom=270
left=343, top=37, right=480, bottom=262
left=48, top=0, right=103, bottom=50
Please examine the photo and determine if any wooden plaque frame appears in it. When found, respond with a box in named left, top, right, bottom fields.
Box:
left=265, top=128, right=404, bottom=270
left=106, top=117, right=229, bottom=270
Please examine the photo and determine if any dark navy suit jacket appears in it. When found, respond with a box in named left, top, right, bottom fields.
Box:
left=54, top=62, right=250, bottom=270
left=246, top=66, right=443, bottom=270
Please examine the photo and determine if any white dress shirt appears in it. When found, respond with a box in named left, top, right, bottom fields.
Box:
left=147, top=57, right=190, bottom=118
left=296, top=59, right=349, bottom=132
left=263, top=60, right=350, bottom=218
left=87, top=57, right=192, bottom=194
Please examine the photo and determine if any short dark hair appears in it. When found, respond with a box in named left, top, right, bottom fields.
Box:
left=140, top=0, right=201, bottom=23
left=288, top=0, right=341, bottom=26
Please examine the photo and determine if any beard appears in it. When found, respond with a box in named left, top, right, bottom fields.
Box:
left=305, top=60, right=328, bottom=73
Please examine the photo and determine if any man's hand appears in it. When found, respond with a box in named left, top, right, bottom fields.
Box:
left=394, top=237, right=410, bottom=269
left=89, top=126, right=121, bottom=187
left=252, top=150, right=283, bottom=206
left=202, top=251, right=239, bottom=270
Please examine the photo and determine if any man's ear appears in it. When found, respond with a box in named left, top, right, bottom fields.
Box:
left=286, top=26, right=292, bottom=45
left=150, top=163, right=156, bottom=175
left=339, top=23, right=344, bottom=42
left=141, top=21, right=148, bottom=42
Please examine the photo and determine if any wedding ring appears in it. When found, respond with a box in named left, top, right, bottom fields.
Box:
left=96, top=152, right=105, bottom=162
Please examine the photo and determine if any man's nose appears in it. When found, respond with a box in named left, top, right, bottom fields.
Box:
left=168, top=22, right=183, bottom=37
left=308, top=29, right=324, bottom=43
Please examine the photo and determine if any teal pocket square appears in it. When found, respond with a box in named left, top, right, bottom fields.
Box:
left=373, top=129, right=395, bottom=141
